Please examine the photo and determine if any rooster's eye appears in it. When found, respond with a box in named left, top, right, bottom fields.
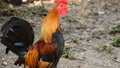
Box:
left=59, top=3, right=66, bottom=8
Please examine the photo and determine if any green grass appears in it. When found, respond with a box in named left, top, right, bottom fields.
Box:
left=112, top=38, right=120, bottom=47
left=96, top=45, right=115, bottom=54
left=0, top=6, right=48, bottom=17
left=109, top=25, right=120, bottom=35
left=109, top=25, right=120, bottom=47
left=62, top=47, right=77, bottom=60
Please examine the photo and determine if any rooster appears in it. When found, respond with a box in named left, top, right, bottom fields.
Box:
left=0, top=0, right=68, bottom=68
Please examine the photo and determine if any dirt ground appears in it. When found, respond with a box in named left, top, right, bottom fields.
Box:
left=0, top=0, right=120, bottom=68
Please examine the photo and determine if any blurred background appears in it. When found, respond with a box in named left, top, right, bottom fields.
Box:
left=0, top=0, right=120, bottom=68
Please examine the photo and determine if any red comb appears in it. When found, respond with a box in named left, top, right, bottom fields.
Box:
left=54, top=0, right=68, bottom=4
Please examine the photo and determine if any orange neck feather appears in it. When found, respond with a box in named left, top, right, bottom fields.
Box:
left=40, top=4, right=60, bottom=43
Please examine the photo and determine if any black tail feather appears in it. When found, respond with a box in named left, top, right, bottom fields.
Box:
left=1, top=17, right=34, bottom=47
left=0, top=17, right=34, bottom=66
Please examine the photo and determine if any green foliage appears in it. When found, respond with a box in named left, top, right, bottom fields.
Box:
left=0, top=6, right=48, bottom=17
left=27, top=6, right=48, bottom=17
left=109, top=25, right=120, bottom=47
left=0, top=0, right=8, bottom=11
left=109, top=25, right=120, bottom=35
left=112, top=38, right=120, bottom=47
left=62, top=47, right=77, bottom=60
left=96, top=45, right=114, bottom=54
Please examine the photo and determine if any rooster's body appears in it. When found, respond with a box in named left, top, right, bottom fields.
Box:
left=0, top=0, right=68, bottom=68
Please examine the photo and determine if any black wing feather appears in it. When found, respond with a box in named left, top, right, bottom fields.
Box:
left=41, top=31, right=65, bottom=68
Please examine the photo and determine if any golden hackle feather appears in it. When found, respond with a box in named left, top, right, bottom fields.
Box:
left=40, top=4, right=60, bottom=43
